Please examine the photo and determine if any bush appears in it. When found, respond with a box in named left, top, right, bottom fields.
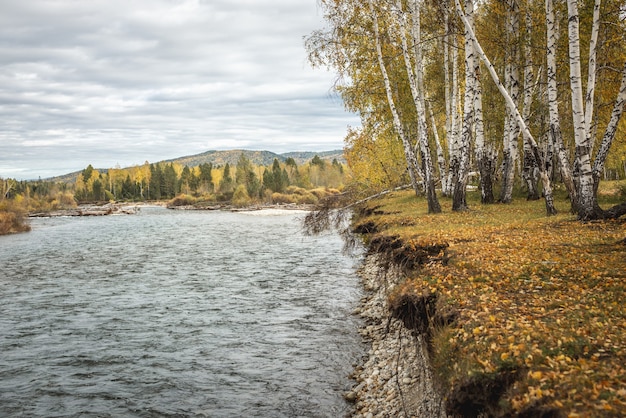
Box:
left=295, top=192, right=318, bottom=205
left=285, top=185, right=307, bottom=195
left=309, top=187, right=341, bottom=200
left=271, top=190, right=318, bottom=205
left=0, top=201, right=30, bottom=235
left=215, top=191, right=233, bottom=202
left=271, top=192, right=297, bottom=204
left=48, top=191, right=77, bottom=210
left=169, top=194, right=197, bottom=207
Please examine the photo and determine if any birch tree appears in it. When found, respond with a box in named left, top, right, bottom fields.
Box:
left=567, top=0, right=598, bottom=220
left=500, top=0, right=521, bottom=204
left=445, top=3, right=462, bottom=198
left=451, top=0, right=476, bottom=211
left=545, top=0, right=577, bottom=212
left=442, top=9, right=453, bottom=197
left=521, top=5, right=540, bottom=201
left=454, top=0, right=557, bottom=215
left=395, top=0, right=441, bottom=213
left=585, top=0, right=601, bottom=151
left=368, top=0, right=424, bottom=198
left=472, top=6, right=493, bottom=204
left=564, top=0, right=626, bottom=219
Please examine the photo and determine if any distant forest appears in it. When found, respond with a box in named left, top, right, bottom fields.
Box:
left=1, top=152, right=348, bottom=215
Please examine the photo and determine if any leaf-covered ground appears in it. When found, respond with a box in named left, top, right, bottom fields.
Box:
left=355, top=189, right=626, bottom=417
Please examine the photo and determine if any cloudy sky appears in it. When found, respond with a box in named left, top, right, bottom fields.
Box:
left=0, top=0, right=359, bottom=180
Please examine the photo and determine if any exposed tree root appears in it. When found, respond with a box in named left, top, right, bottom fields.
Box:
left=388, top=292, right=456, bottom=338
left=602, top=201, right=626, bottom=219
left=445, top=366, right=523, bottom=418
left=368, top=235, right=449, bottom=272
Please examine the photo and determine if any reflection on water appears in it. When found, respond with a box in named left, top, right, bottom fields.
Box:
left=0, top=207, right=363, bottom=417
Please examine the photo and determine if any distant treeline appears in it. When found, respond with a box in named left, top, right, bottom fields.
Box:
left=1, top=153, right=347, bottom=211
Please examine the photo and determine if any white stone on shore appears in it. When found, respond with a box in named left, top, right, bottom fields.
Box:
left=347, top=254, right=449, bottom=417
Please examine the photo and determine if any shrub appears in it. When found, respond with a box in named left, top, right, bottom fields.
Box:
left=56, top=191, right=77, bottom=208
left=285, top=185, right=307, bottom=195
left=271, top=192, right=297, bottom=204
left=295, top=191, right=318, bottom=205
left=169, top=194, right=197, bottom=207
left=0, top=201, right=30, bottom=235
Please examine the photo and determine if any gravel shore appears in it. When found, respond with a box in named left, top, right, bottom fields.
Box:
left=347, top=255, right=448, bottom=418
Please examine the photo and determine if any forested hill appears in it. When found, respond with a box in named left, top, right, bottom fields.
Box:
left=47, top=149, right=345, bottom=182
left=166, top=149, right=345, bottom=167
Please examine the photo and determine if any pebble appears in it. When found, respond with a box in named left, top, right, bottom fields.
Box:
left=346, top=255, right=449, bottom=417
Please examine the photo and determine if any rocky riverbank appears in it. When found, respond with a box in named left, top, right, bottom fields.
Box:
left=167, top=202, right=315, bottom=212
left=29, top=203, right=139, bottom=217
left=347, top=255, right=448, bottom=418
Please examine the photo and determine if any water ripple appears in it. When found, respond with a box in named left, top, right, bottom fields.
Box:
left=0, top=207, right=363, bottom=417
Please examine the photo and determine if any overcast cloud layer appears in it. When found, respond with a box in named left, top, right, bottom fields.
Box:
left=0, top=0, right=358, bottom=180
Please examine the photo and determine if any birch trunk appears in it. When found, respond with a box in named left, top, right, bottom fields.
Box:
left=454, top=0, right=557, bottom=215
left=470, top=5, right=493, bottom=204
left=443, top=8, right=452, bottom=196
left=500, top=0, right=521, bottom=204
left=522, top=7, right=540, bottom=201
left=451, top=0, right=475, bottom=211
left=395, top=0, right=442, bottom=213
left=446, top=15, right=461, bottom=198
left=585, top=0, right=601, bottom=151
left=567, top=0, right=597, bottom=220
left=410, top=0, right=441, bottom=213
left=545, top=0, right=577, bottom=212
left=368, top=0, right=422, bottom=198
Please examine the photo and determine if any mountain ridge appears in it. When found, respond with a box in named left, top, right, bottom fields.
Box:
left=46, top=149, right=345, bottom=183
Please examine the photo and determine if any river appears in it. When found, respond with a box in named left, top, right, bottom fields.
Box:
left=0, top=207, right=364, bottom=417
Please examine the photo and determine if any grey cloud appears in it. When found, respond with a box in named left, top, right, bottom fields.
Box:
left=0, top=0, right=357, bottom=179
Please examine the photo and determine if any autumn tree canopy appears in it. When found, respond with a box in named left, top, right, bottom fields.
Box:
left=307, top=0, right=626, bottom=219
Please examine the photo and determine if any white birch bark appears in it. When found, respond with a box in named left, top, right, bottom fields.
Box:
left=454, top=0, right=557, bottom=215
left=452, top=0, right=475, bottom=211
left=368, top=0, right=422, bottom=197
left=470, top=7, right=493, bottom=204
left=522, top=7, right=540, bottom=200
left=446, top=9, right=462, bottom=198
left=395, top=0, right=441, bottom=213
left=567, top=0, right=596, bottom=219
left=409, top=0, right=441, bottom=212
left=585, top=0, right=601, bottom=150
left=545, top=0, right=577, bottom=212
left=443, top=10, right=452, bottom=195
left=500, top=0, right=521, bottom=204
left=474, top=59, right=494, bottom=204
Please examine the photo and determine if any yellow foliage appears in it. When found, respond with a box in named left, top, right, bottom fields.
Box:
left=0, top=200, right=30, bottom=234
left=344, top=126, right=408, bottom=192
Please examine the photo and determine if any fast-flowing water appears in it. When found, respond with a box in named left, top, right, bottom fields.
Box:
left=0, top=207, right=363, bottom=417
